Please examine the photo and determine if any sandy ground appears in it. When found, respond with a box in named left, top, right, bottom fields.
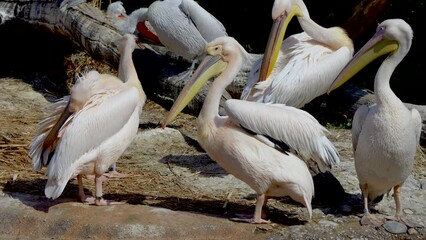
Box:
left=0, top=73, right=425, bottom=239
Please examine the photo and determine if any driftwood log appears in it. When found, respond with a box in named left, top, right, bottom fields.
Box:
left=0, top=0, right=425, bottom=146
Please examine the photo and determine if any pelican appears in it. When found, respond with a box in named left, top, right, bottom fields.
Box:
left=241, top=0, right=354, bottom=108
left=106, top=1, right=126, bottom=20
left=328, top=19, right=421, bottom=227
left=106, top=1, right=161, bottom=45
left=162, top=36, right=340, bottom=223
left=142, top=0, right=228, bottom=61
left=29, top=34, right=146, bottom=205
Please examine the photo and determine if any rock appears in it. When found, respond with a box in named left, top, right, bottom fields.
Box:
left=408, top=228, right=419, bottom=235
left=404, top=209, right=414, bottom=215
left=383, top=221, right=408, bottom=234
left=419, top=179, right=426, bottom=190
left=403, top=175, right=421, bottom=191
left=318, top=220, right=339, bottom=228
left=312, top=208, right=325, bottom=216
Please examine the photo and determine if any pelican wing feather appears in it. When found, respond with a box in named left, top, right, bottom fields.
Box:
left=412, top=109, right=422, bottom=144
left=268, top=34, right=352, bottom=107
left=225, top=99, right=340, bottom=171
left=45, top=87, right=139, bottom=181
left=29, top=96, right=71, bottom=171
left=244, top=33, right=352, bottom=108
left=179, top=0, right=227, bottom=42
left=351, top=104, right=370, bottom=153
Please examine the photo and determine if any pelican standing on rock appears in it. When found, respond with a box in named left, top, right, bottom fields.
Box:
left=29, top=34, right=146, bottom=205
left=242, top=0, right=353, bottom=108
left=329, top=19, right=421, bottom=227
left=163, top=36, right=340, bottom=223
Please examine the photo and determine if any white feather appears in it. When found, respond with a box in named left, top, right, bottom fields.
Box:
left=225, top=99, right=340, bottom=171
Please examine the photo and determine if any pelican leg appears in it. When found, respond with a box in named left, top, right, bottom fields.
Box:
left=360, top=183, right=384, bottom=226
left=252, top=194, right=271, bottom=224
left=92, top=174, right=125, bottom=206
left=78, top=175, right=96, bottom=204
left=87, top=164, right=129, bottom=180
left=386, top=185, right=423, bottom=228
left=394, top=184, right=403, bottom=218
left=230, top=194, right=270, bottom=224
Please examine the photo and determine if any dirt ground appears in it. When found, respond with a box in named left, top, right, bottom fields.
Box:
left=0, top=51, right=425, bottom=239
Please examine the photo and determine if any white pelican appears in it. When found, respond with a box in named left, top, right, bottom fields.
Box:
left=29, top=34, right=146, bottom=205
left=328, top=19, right=421, bottom=227
left=143, top=0, right=228, bottom=61
left=106, top=1, right=126, bottom=20
left=162, top=36, right=340, bottom=223
left=106, top=1, right=161, bottom=45
left=241, top=0, right=354, bottom=108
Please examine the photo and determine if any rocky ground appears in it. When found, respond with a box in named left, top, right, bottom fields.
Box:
left=0, top=75, right=425, bottom=239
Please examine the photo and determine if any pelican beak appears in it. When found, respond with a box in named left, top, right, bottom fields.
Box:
left=328, top=29, right=398, bottom=92
left=258, top=4, right=303, bottom=81
left=162, top=54, right=227, bottom=128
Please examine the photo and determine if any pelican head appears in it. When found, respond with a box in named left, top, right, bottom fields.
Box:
left=259, top=0, right=308, bottom=81
left=107, top=1, right=127, bottom=19
left=328, top=19, right=412, bottom=92
left=161, top=37, right=243, bottom=127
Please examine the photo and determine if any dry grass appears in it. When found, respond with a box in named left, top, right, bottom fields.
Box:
left=64, top=51, right=117, bottom=90
left=414, top=146, right=426, bottom=179
left=88, top=0, right=104, bottom=9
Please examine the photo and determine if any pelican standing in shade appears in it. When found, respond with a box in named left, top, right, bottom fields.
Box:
left=329, top=19, right=421, bottom=227
left=29, top=34, right=146, bottom=205
left=241, top=0, right=353, bottom=108
left=162, top=36, right=340, bottom=223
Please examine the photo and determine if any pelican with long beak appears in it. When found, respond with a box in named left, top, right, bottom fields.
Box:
left=242, top=0, right=353, bottom=108
left=328, top=19, right=422, bottom=227
left=163, top=36, right=340, bottom=223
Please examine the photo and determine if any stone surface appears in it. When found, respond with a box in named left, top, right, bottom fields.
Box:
left=383, top=221, right=408, bottom=234
left=0, top=192, right=264, bottom=240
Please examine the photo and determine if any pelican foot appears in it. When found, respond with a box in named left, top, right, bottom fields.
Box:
left=86, top=171, right=129, bottom=181
left=230, top=214, right=270, bottom=224
left=386, top=215, right=424, bottom=228
left=95, top=198, right=127, bottom=206
left=81, top=196, right=96, bottom=205
left=102, top=171, right=129, bottom=179
left=360, top=213, right=384, bottom=227
left=230, top=217, right=271, bottom=224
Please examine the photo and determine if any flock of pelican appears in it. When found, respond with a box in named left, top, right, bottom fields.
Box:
left=28, top=0, right=421, bottom=228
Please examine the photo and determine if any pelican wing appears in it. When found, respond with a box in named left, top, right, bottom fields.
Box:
left=225, top=99, right=340, bottom=171
left=45, top=87, right=139, bottom=181
left=29, top=96, right=71, bottom=172
left=351, top=104, right=370, bottom=152
left=179, top=0, right=227, bottom=42
left=411, top=108, right=422, bottom=144
left=247, top=33, right=352, bottom=108
left=241, top=57, right=262, bottom=100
